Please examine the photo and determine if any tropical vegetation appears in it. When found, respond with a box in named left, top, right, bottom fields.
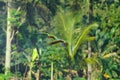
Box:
left=0, top=0, right=120, bottom=80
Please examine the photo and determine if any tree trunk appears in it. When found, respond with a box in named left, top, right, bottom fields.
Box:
left=87, top=0, right=93, bottom=80
left=87, top=42, right=92, bottom=80
left=51, top=62, right=53, bottom=80
left=5, top=0, right=13, bottom=75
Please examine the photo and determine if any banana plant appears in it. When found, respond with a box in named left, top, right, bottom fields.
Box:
left=23, top=48, right=39, bottom=79
left=49, top=8, right=98, bottom=61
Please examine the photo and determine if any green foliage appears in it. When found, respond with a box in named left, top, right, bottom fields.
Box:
left=73, top=77, right=86, bottom=80
left=40, top=45, right=67, bottom=79
left=0, top=0, right=120, bottom=79
left=32, top=48, right=39, bottom=62
left=51, top=7, right=98, bottom=60
left=0, top=72, right=18, bottom=80
left=0, top=74, right=5, bottom=80
left=8, top=7, right=23, bottom=28
left=94, top=0, right=120, bottom=52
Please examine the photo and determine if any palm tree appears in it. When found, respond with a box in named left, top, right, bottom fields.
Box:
left=49, top=8, right=98, bottom=62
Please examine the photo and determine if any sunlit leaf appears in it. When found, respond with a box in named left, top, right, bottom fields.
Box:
left=87, top=36, right=96, bottom=41
left=103, top=73, right=110, bottom=79
left=32, top=48, right=39, bottom=61
left=103, top=52, right=117, bottom=58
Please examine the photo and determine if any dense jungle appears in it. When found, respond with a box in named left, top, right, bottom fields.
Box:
left=0, top=0, right=120, bottom=80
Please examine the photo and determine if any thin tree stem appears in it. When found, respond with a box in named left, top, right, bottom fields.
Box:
left=51, top=62, right=53, bottom=80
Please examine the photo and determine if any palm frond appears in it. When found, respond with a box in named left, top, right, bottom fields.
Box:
left=49, top=40, right=64, bottom=45
left=51, top=9, right=75, bottom=44
left=51, top=7, right=98, bottom=61
left=72, top=23, right=98, bottom=57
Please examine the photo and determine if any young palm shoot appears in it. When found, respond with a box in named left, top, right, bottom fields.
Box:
left=49, top=8, right=98, bottom=61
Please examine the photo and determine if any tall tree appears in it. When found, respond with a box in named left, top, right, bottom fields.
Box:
left=5, top=0, right=13, bottom=75
left=5, top=0, right=22, bottom=75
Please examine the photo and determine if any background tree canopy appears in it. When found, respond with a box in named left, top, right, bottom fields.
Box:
left=0, top=0, right=120, bottom=80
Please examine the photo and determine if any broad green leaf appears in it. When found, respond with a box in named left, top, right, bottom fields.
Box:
left=32, top=48, right=39, bottom=61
